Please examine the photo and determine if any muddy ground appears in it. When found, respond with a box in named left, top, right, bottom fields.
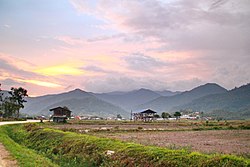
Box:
left=95, top=130, right=250, bottom=156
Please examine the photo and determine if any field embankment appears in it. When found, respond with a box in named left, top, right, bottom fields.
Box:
left=0, top=123, right=250, bottom=167
left=0, top=124, right=57, bottom=167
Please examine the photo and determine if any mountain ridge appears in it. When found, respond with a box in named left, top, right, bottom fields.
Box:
left=135, top=83, right=227, bottom=112
left=93, top=88, right=161, bottom=110
left=7, top=83, right=249, bottom=119
left=174, top=83, right=250, bottom=112
left=21, top=89, right=128, bottom=118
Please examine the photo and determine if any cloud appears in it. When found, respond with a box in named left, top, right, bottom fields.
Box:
left=0, top=53, right=38, bottom=78
left=3, top=24, right=11, bottom=28
left=18, top=79, right=62, bottom=88
left=209, top=0, right=230, bottom=10
left=69, top=0, right=250, bottom=91
left=64, top=85, right=75, bottom=91
left=1, top=0, right=249, bottom=95
left=84, top=75, right=167, bottom=93
left=171, top=78, right=205, bottom=91
left=0, top=53, right=64, bottom=89
left=83, top=65, right=109, bottom=73
left=55, top=36, right=84, bottom=45
left=35, top=65, right=84, bottom=76
left=1, top=78, right=24, bottom=86
left=71, top=0, right=250, bottom=51
left=87, top=33, right=125, bottom=42
left=83, top=74, right=206, bottom=93
left=212, top=61, right=250, bottom=88
left=123, top=53, right=167, bottom=71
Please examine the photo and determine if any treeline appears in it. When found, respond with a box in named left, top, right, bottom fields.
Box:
left=0, top=83, right=28, bottom=118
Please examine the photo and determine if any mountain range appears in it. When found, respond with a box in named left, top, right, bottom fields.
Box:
left=21, top=89, right=128, bottom=118
left=12, top=83, right=250, bottom=119
left=135, top=83, right=227, bottom=112
left=174, top=84, right=250, bottom=112
left=93, top=88, right=161, bottom=111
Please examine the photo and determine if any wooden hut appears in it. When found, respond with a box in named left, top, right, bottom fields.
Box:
left=133, top=109, right=157, bottom=122
left=50, top=106, right=71, bottom=123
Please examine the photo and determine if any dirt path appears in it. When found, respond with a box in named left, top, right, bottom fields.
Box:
left=0, top=119, right=42, bottom=126
left=0, top=143, right=18, bottom=167
left=0, top=119, right=43, bottom=167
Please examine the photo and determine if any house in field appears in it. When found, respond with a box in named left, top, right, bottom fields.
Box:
left=50, top=106, right=72, bottom=123
left=133, top=109, right=157, bottom=122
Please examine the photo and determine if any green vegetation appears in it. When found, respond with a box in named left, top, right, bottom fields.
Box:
left=0, top=117, right=27, bottom=122
left=205, top=109, right=250, bottom=120
left=174, top=111, right=181, bottom=119
left=0, top=84, right=28, bottom=118
left=0, top=125, right=58, bottom=167
left=161, top=112, right=171, bottom=119
left=1, top=123, right=249, bottom=167
left=176, top=84, right=250, bottom=118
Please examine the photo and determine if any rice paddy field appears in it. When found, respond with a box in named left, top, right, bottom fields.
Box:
left=0, top=120, right=249, bottom=166
left=51, top=120, right=250, bottom=157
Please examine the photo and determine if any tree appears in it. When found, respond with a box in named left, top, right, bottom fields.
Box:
left=2, top=98, right=19, bottom=117
left=0, top=83, right=2, bottom=101
left=117, top=114, right=122, bottom=119
left=161, top=112, right=170, bottom=119
left=0, top=83, right=3, bottom=117
left=8, top=87, right=28, bottom=118
left=154, top=114, right=160, bottom=118
left=174, top=111, right=181, bottom=120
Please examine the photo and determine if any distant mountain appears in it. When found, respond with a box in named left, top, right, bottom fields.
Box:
left=101, top=91, right=128, bottom=96
left=175, top=83, right=250, bottom=113
left=203, top=108, right=250, bottom=120
left=136, top=83, right=227, bottom=112
left=155, top=90, right=182, bottom=96
left=93, top=88, right=161, bottom=111
left=8, top=83, right=250, bottom=119
left=21, top=89, right=128, bottom=118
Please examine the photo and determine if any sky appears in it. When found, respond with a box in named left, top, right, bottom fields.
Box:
left=0, top=0, right=250, bottom=96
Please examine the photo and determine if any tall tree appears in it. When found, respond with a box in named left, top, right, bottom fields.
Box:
left=0, top=83, right=3, bottom=117
left=2, top=98, right=19, bottom=117
left=0, top=83, right=2, bottom=102
left=174, top=111, right=181, bottom=120
left=8, top=87, right=28, bottom=118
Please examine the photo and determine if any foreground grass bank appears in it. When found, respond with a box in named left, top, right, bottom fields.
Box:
left=0, top=125, right=58, bottom=167
left=1, top=123, right=250, bottom=167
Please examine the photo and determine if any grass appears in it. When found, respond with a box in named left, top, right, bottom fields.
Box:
left=1, top=123, right=249, bottom=167
left=0, top=125, right=58, bottom=167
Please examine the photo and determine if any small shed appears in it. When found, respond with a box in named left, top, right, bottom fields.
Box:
left=50, top=106, right=71, bottom=123
left=133, top=109, right=157, bottom=122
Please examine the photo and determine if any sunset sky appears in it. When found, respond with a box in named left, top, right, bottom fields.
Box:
left=0, top=0, right=249, bottom=96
